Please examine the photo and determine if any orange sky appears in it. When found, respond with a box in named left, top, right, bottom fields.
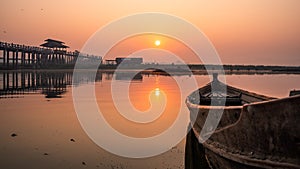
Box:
left=104, top=34, right=201, bottom=63
left=0, top=0, right=300, bottom=65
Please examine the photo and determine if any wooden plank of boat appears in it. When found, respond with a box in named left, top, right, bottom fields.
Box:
left=185, top=74, right=300, bottom=169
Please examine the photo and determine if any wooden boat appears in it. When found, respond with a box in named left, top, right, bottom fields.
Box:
left=185, top=74, right=300, bottom=169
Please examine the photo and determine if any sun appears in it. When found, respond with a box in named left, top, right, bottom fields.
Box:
left=154, top=40, right=161, bottom=46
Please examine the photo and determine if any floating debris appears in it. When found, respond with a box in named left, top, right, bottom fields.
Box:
left=82, top=161, right=86, bottom=165
left=11, top=133, right=17, bottom=137
left=70, top=138, right=75, bottom=142
left=43, top=153, right=48, bottom=155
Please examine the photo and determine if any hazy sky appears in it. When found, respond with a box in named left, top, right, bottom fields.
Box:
left=0, top=0, right=299, bottom=65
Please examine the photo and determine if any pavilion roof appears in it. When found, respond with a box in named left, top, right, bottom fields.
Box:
left=40, top=39, right=69, bottom=48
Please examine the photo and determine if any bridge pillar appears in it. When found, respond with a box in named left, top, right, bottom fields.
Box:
left=21, top=51, right=25, bottom=67
left=6, top=50, right=9, bottom=68
left=12, top=51, right=15, bottom=69
left=3, top=50, right=6, bottom=68
left=16, top=51, right=18, bottom=68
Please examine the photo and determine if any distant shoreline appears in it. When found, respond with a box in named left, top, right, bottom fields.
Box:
left=0, top=65, right=300, bottom=75
left=1, top=64, right=300, bottom=70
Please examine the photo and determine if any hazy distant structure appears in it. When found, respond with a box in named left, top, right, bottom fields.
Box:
left=115, top=57, right=143, bottom=65
left=105, top=59, right=116, bottom=65
left=104, top=57, right=143, bottom=66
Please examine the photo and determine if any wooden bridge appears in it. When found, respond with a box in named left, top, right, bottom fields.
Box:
left=0, top=39, right=79, bottom=69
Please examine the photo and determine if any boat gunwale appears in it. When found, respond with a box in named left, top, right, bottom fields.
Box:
left=186, top=94, right=300, bottom=111
left=186, top=82, right=278, bottom=110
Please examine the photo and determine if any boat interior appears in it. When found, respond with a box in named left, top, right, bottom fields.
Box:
left=188, top=74, right=275, bottom=106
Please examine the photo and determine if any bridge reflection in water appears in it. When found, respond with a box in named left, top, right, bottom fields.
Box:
left=0, top=71, right=145, bottom=98
left=0, top=71, right=102, bottom=98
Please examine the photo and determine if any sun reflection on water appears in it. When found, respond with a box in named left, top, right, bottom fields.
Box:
left=95, top=75, right=181, bottom=138
left=155, top=88, right=160, bottom=96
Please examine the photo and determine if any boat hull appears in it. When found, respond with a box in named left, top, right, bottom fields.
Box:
left=204, top=148, right=262, bottom=169
left=186, top=93, right=300, bottom=169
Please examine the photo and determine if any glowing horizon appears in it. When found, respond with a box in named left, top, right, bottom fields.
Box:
left=0, top=0, right=299, bottom=65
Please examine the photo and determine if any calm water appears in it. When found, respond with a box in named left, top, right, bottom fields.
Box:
left=0, top=70, right=299, bottom=169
